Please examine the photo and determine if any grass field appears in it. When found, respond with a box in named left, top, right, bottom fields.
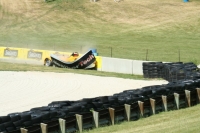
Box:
left=85, top=104, right=200, bottom=133
left=0, top=0, right=200, bottom=63
left=1, top=1, right=200, bottom=133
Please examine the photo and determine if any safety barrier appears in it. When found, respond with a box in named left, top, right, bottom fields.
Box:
left=0, top=47, right=158, bottom=75
left=1, top=88, right=200, bottom=133
left=99, top=57, right=149, bottom=75
left=0, top=47, right=102, bottom=70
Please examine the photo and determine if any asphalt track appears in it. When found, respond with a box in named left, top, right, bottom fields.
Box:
left=0, top=71, right=168, bottom=116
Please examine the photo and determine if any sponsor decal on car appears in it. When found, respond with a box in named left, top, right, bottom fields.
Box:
left=27, top=50, right=43, bottom=60
left=4, top=48, right=18, bottom=57
left=79, top=54, right=95, bottom=67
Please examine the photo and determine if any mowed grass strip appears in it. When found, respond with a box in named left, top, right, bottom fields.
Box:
left=85, top=104, right=200, bottom=133
left=0, top=0, right=200, bottom=63
left=0, top=61, right=144, bottom=80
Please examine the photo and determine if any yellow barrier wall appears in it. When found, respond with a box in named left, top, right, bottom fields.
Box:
left=0, top=47, right=26, bottom=59
left=0, top=47, right=102, bottom=69
left=95, top=56, right=102, bottom=70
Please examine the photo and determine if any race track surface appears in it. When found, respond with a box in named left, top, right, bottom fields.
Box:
left=0, top=71, right=168, bottom=116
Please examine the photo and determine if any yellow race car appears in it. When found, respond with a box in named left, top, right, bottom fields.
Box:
left=44, top=50, right=96, bottom=69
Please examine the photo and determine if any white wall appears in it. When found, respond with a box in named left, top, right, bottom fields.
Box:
left=101, top=57, right=133, bottom=74
left=100, top=57, right=149, bottom=75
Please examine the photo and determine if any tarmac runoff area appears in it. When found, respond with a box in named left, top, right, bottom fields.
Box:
left=0, top=71, right=168, bottom=116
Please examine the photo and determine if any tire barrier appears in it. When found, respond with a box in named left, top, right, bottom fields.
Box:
left=143, top=62, right=200, bottom=82
left=1, top=62, right=200, bottom=133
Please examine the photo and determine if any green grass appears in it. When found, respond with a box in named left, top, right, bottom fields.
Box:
left=1, top=1, right=200, bottom=132
left=1, top=0, right=200, bottom=63
left=84, top=104, right=200, bottom=133
left=0, top=61, right=144, bottom=80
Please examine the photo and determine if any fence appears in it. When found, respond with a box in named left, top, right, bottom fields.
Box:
left=1, top=44, right=199, bottom=64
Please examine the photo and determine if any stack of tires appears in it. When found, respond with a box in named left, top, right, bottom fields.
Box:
left=142, top=62, right=163, bottom=78
left=162, top=62, right=184, bottom=81
left=143, top=62, right=200, bottom=82
left=162, top=62, right=199, bottom=82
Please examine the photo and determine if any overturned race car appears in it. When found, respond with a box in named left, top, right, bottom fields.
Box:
left=44, top=50, right=96, bottom=69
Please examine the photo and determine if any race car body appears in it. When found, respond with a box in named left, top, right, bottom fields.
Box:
left=44, top=50, right=96, bottom=69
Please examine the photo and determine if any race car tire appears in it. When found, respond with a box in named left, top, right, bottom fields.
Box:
left=44, top=59, right=53, bottom=67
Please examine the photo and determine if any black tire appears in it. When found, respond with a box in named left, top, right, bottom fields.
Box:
left=0, top=116, right=11, bottom=123
left=23, top=121, right=33, bottom=127
left=44, top=59, right=53, bottom=67
left=20, top=114, right=31, bottom=121
left=10, top=115, right=20, bottom=122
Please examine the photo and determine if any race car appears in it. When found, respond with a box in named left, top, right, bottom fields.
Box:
left=44, top=50, right=96, bottom=69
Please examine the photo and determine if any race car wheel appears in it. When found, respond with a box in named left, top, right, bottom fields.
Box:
left=44, top=59, right=52, bottom=67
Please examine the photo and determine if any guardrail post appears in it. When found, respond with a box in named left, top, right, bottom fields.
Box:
left=185, top=90, right=191, bottom=107
left=40, top=123, right=47, bottom=133
left=20, top=128, right=28, bottom=133
left=150, top=98, right=155, bottom=115
left=196, top=88, right=200, bottom=103
left=162, top=95, right=167, bottom=111
left=59, top=118, right=66, bottom=133
left=92, top=111, right=99, bottom=128
left=124, top=104, right=131, bottom=121
left=109, top=108, right=115, bottom=125
left=76, top=114, right=83, bottom=133
left=138, top=101, right=144, bottom=117
left=174, top=93, right=180, bottom=110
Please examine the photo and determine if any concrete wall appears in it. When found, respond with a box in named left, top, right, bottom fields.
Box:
left=100, top=57, right=149, bottom=75
left=0, top=47, right=149, bottom=75
left=101, top=57, right=133, bottom=74
left=132, top=60, right=144, bottom=75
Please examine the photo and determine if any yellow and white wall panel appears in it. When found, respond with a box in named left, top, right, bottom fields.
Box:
left=95, top=56, right=102, bottom=70
left=0, top=46, right=102, bottom=70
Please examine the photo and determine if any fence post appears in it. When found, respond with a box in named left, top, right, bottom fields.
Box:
left=80, top=46, right=82, bottom=53
left=138, top=101, right=144, bottom=117
left=110, top=47, right=112, bottom=57
left=20, top=128, right=28, bottom=133
left=146, top=49, right=148, bottom=61
left=124, top=104, right=131, bottom=121
left=174, top=93, right=180, bottom=110
left=92, top=111, right=99, bottom=128
left=40, top=123, right=47, bottom=133
left=185, top=90, right=191, bottom=107
left=109, top=108, right=115, bottom=125
left=179, top=49, right=180, bottom=62
left=196, top=88, right=200, bottom=103
left=162, top=95, right=167, bottom=111
left=76, top=114, right=83, bottom=133
left=150, top=98, right=155, bottom=115
left=59, top=118, right=66, bottom=133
